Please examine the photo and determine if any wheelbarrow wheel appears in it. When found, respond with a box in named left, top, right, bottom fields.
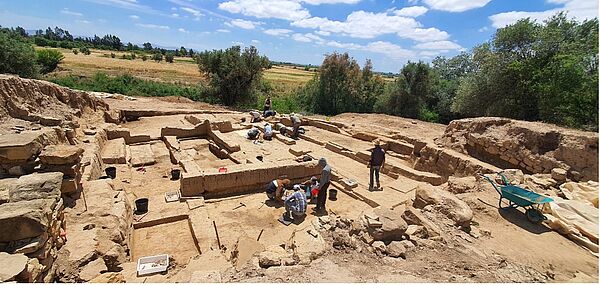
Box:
left=525, top=208, right=545, bottom=224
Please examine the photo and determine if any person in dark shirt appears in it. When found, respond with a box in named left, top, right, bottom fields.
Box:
left=313, top=158, right=331, bottom=214
left=368, top=140, right=385, bottom=191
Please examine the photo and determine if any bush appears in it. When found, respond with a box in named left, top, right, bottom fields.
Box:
left=141, top=54, right=148, bottom=61
left=79, top=46, right=90, bottom=55
left=36, top=49, right=64, bottom=73
left=165, top=52, right=174, bottom=63
left=110, top=52, right=116, bottom=58
left=0, top=31, right=38, bottom=78
left=72, top=49, right=79, bottom=55
left=152, top=53, right=162, bottom=62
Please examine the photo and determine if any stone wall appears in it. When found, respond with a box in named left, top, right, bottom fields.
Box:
left=0, top=173, right=67, bottom=282
left=440, top=117, right=598, bottom=181
left=180, top=161, right=322, bottom=198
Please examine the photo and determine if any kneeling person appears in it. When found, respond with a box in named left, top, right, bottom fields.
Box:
left=283, top=185, right=307, bottom=221
left=265, top=178, right=290, bottom=202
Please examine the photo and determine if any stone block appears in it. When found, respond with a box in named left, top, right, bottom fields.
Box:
left=0, top=252, right=28, bottom=282
left=0, top=132, right=46, bottom=163
left=9, top=172, right=63, bottom=203
left=0, top=199, right=55, bottom=242
left=39, top=145, right=83, bottom=165
left=129, top=144, right=156, bottom=167
left=101, top=138, right=126, bottom=164
left=551, top=168, right=567, bottom=182
left=60, top=178, right=81, bottom=194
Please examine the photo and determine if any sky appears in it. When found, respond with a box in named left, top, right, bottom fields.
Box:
left=0, top=0, right=598, bottom=72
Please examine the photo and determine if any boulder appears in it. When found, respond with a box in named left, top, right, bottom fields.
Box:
left=551, top=168, right=567, bottom=182
left=0, top=252, right=28, bottom=282
left=9, top=172, right=63, bottom=203
left=501, top=169, right=524, bottom=185
left=402, top=206, right=442, bottom=237
left=386, top=241, right=407, bottom=258
left=78, top=258, right=107, bottom=282
left=372, top=241, right=386, bottom=255
left=413, top=184, right=442, bottom=208
left=258, top=246, right=288, bottom=268
left=0, top=199, right=54, bottom=242
left=445, top=176, right=478, bottom=194
left=39, top=145, right=83, bottom=165
left=368, top=208, right=408, bottom=241
left=0, top=178, right=16, bottom=204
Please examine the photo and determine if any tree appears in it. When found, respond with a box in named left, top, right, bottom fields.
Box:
left=0, top=31, right=38, bottom=78
left=374, top=61, right=431, bottom=119
left=152, top=52, right=163, bottom=62
left=179, top=46, right=187, bottom=57
left=143, top=42, right=153, bottom=51
left=197, top=45, right=270, bottom=106
left=36, top=49, right=64, bottom=73
left=79, top=46, right=91, bottom=55
left=165, top=52, right=174, bottom=63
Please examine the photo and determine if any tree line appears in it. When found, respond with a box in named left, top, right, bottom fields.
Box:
left=295, top=13, right=598, bottom=130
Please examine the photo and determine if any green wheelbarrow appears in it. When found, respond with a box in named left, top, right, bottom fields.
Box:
left=481, top=172, right=553, bottom=224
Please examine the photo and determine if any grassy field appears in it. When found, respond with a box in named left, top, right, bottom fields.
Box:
left=46, top=47, right=317, bottom=95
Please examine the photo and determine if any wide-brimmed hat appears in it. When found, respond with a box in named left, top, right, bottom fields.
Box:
left=373, top=139, right=381, bottom=146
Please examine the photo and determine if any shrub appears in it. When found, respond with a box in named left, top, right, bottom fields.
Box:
left=110, top=52, right=116, bottom=58
left=36, top=49, right=64, bottom=73
left=152, top=53, right=162, bottom=62
left=0, top=31, right=38, bottom=78
left=79, top=46, right=90, bottom=55
left=141, top=54, right=148, bottom=61
left=72, top=49, right=79, bottom=55
left=165, top=52, right=174, bottom=63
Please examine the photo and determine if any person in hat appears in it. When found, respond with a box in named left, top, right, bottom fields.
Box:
left=368, top=139, right=385, bottom=191
left=314, top=158, right=331, bottom=214
left=282, top=185, right=307, bottom=221
left=263, top=123, right=273, bottom=140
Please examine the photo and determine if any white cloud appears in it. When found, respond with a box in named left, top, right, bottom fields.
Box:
left=394, top=6, right=428, bottom=17
left=232, top=41, right=244, bottom=46
left=178, top=28, right=189, bottom=33
left=423, top=0, right=491, bottom=12
left=264, top=28, right=293, bottom=36
left=76, top=20, right=92, bottom=24
left=135, top=23, right=170, bottom=30
left=219, top=0, right=310, bottom=21
left=302, top=0, right=361, bottom=4
left=181, top=7, right=203, bottom=17
left=61, top=8, right=83, bottom=17
left=129, top=15, right=140, bottom=20
left=314, top=30, right=331, bottom=36
left=228, top=19, right=262, bottom=29
left=478, top=26, right=489, bottom=32
left=419, top=50, right=443, bottom=58
left=292, top=33, right=323, bottom=42
left=325, top=40, right=415, bottom=61
left=217, top=29, right=231, bottom=33
left=252, top=39, right=261, bottom=44
left=292, top=11, right=449, bottom=41
left=489, top=0, right=598, bottom=28
left=414, top=40, right=462, bottom=50
left=172, top=13, right=180, bottom=17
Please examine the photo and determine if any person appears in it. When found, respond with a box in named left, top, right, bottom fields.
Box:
left=247, top=127, right=260, bottom=140
left=301, top=176, right=319, bottom=201
left=250, top=111, right=262, bottom=123
left=264, top=97, right=272, bottom=113
left=263, top=109, right=276, bottom=118
left=279, top=125, right=288, bottom=136
left=290, top=114, right=301, bottom=139
left=314, top=158, right=331, bottom=214
left=265, top=178, right=290, bottom=202
left=263, top=123, right=273, bottom=140
left=282, top=185, right=307, bottom=221
left=368, top=139, right=385, bottom=191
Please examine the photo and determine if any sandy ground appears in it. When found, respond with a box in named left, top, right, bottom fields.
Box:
left=83, top=96, right=599, bottom=283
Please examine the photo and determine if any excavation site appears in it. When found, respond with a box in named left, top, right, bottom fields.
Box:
left=0, top=75, right=598, bottom=283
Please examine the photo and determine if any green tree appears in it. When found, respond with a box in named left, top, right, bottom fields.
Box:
left=197, top=45, right=270, bottom=106
left=79, top=46, right=91, bottom=55
left=165, top=52, right=174, bottom=63
left=152, top=53, right=163, bottom=63
left=36, top=49, right=64, bottom=73
left=375, top=61, right=431, bottom=119
left=0, top=31, right=38, bottom=78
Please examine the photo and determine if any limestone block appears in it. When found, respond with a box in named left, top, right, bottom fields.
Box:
left=0, top=252, right=28, bottom=282
left=413, top=185, right=473, bottom=227
left=368, top=208, right=408, bottom=241
left=388, top=140, right=414, bottom=155
left=60, top=178, right=81, bottom=194
left=386, top=241, right=407, bottom=258
left=0, top=199, right=55, bottom=242
left=41, top=163, right=81, bottom=178
left=9, top=172, right=63, bottom=203
left=0, top=132, right=46, bottom=163
left=129, top=144, right=156, bottom=167
left=101, top=138, right=126, bottom=164
left=39, top=145, right=83, bottom=165
left=89, top=272, right=125, bottom=283
left=78, top=258, right=107, bottom=282
left=551, top=168, right=567, bottom=182
left=402, top=206, right=442, bottom=237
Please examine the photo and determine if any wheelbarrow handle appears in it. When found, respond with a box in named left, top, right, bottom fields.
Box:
left=479, top=174, right=502, bottom=196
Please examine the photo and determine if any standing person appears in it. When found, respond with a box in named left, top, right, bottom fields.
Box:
left=314, top=158, right=331, bottom=215
left=264, top=97, right=272, bottom=113
left=368, top=139, right=385, bottom=191
left=290, top=114, right=301, bottom=139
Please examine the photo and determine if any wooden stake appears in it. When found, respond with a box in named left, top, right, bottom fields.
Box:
left=213, top=221, right=221, bottom=249
left=257, top=229, right=264, bottom=241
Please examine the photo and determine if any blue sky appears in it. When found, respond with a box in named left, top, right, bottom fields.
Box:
left=0, top=0, right=597, bottom=72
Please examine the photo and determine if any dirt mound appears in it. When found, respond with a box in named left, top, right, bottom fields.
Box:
left=0, top=74, right=108, bottom=126
left=439, top=117, right=598, bottom=181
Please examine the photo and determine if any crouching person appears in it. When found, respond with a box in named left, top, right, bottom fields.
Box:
left=266, top=178, right=290, bottom=202
left=283, top=185, right=307, bottom=222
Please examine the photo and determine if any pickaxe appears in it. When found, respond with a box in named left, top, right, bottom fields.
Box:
left=232, top=202, right=246, bottom=210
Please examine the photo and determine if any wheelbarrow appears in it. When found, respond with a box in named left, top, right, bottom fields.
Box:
left=481, top=172, right=553, bottom=223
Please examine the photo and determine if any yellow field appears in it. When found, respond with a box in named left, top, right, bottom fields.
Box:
left=48, top=48, right=317, bottom=94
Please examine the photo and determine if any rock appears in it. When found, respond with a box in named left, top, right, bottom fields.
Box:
left=413, top=185, right=442, bottom=208
left=9, top=172, right=63, bottom=203
left=8, top=166, right=24, bottom=176
left=502, top=169, right=524, bottom=184
left=102, top=244, right=126, bottom=272
left=551, top=168, right=567, bottom=182
left=0, top=199, right=54, bottom=242
left=258, top=246, right=288, bottom=268
left=445, top=176, right=478, bottom=194
left=402, top=206, right=442, bottom=237
left=405, top=225, right=427, bottom=239
left=386, top=241, right=407, bottom=258
left=78, top=258, right=107, bottom=282
left=0, top=178, right=16, bottom=203
left=368, top=208, right=408, bottom=241
left=89, top=272, right=125, bottom=283
left=24, top=257, right=43, bottom=282
left=83, top=129, right=97, bottom=136
left=372, top=241, right=386, bottom=255
left=399, top=240, right=415, bottom=250
left=0, top=252, right=28, bottom=282
left=39, top=145, right=83, bottom=165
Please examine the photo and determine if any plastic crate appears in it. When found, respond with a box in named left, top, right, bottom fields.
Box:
left=136, top=254, right=169, bottom=276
